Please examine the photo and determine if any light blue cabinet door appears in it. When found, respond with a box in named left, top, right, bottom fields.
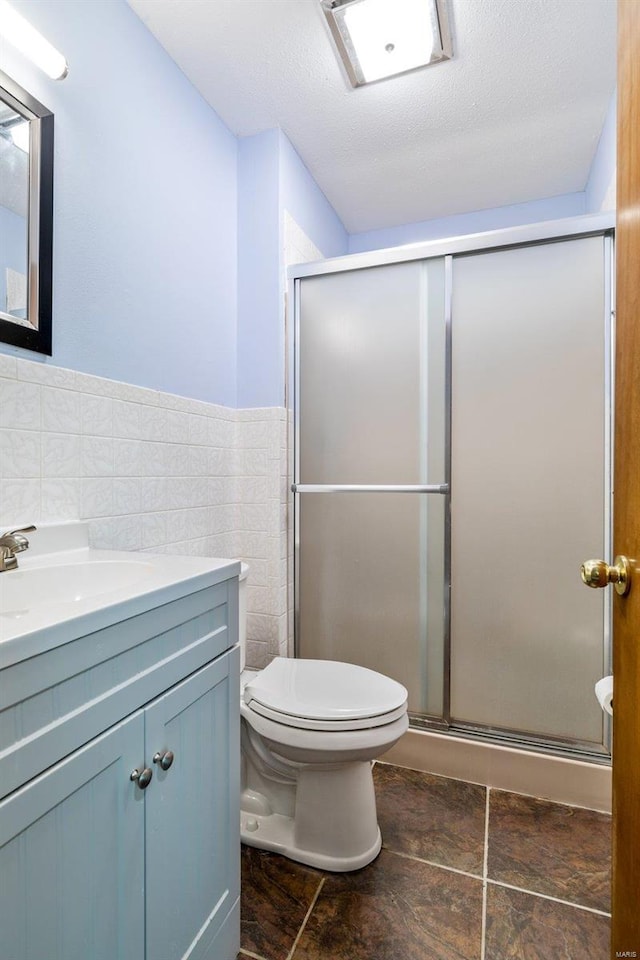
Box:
left=144, top=649, right=240, bottom=960
left=0, top=711, right=145, bottom=960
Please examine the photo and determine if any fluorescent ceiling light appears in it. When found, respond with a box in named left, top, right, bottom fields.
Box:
left=344, top=0, right=434, bottom=82
left=0, top=0, right=68, bottom=80
left=321, top=0, right=452, bottom=87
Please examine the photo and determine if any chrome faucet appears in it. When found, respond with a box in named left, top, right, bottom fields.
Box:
left=0, top=525, right=36, bottom=572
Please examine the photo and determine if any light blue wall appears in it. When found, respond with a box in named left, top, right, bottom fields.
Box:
left=278, top=131, right=349, bottom=261
left=236, top=130, right=282, bottom=409
left=585, top=92, right=616, bottom=213
left=348, top=192, right=587, bottom=254
left=0, top=205, right=28, bottom=316
left=0, top=0, right=238, bottom=405
left=237, top=129, right=347, bottom=407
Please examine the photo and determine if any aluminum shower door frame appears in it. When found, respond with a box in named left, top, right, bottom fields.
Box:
left=288, top=212, right=614, bottom=762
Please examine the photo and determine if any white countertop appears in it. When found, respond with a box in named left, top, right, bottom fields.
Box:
left=0, top=522, right=240, bottom=668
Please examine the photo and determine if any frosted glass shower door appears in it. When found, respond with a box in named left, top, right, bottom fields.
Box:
left=295, top=259, right=447, bottom=716
left=450, top=236, right=609, bottom=748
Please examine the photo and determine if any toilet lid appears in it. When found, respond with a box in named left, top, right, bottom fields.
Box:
left=243, top=657, right=408, bottom=729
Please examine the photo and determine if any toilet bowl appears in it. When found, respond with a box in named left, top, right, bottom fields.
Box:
left=237, top=565, right=409, bottom=872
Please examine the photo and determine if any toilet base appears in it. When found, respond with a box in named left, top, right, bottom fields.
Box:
left=241, top=811, right=382, bottom=872
left=240, top=759, right=383, bottom=872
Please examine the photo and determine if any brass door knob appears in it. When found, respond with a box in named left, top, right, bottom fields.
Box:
left=580, top=556, right=631, bottom=596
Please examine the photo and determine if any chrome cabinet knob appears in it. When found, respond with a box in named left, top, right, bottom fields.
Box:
left=130, top=767, right=153, bottom=789
left=580, top=556, right=631, bottom=596
left=153, top=749, right=174, bottom=771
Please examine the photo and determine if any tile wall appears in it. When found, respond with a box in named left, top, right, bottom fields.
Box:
left=0, top=352, right=288, bottom=668
left=236, top=409, right=290, bottom=667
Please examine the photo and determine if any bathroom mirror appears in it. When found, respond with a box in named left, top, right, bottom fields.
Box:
left=0, top=69, right=53, bottom=355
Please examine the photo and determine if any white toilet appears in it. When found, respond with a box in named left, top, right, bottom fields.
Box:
left=238, top=563, right=409, bottom=872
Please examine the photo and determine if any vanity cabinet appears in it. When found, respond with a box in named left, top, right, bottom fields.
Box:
left=0, top=711, right=146, bottom=960
left=145, top=653, right=239, bottom=960
left=0, top=574, right=240, bottom=960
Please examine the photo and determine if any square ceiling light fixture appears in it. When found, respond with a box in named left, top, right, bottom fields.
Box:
left=321, top=0, right=452, bottom=87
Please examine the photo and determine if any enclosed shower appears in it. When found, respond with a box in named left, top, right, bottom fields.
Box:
left=291, top=215, right=613, bottom=761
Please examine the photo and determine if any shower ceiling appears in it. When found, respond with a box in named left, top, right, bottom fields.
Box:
left=127, top=0, right=616, bottom=234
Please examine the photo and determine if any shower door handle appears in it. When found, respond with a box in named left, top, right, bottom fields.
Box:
left=580, top=556, right=631, bottom=596
left=291, top=483, right=449, bottom=494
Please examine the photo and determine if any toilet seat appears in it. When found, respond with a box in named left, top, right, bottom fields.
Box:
left=243, top=657, right=408, bottom=732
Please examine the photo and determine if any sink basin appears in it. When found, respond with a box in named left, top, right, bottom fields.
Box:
left=0, top=560, right=154, bottom=612
left=0, top=522, right=241, bottom=661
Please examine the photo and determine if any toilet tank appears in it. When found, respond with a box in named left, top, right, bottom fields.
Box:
left=238, top=562, right=249, bottom=672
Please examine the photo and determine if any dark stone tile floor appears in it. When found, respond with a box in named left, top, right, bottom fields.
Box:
left=239, top=846, right=322, bottom=960
left=487, top=789, right=611, bottom=913
left=374, top=761, right=486, bottom=874
left=238, top=762, right=611, bottom=960
left=484, top=884, right=610, bottom=959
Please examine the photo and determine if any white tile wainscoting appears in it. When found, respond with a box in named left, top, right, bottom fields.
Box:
left=0, top=354, right=289, bottom=668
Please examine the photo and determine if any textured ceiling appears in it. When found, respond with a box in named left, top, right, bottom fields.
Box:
left=128, top=0, right=617, bottom=234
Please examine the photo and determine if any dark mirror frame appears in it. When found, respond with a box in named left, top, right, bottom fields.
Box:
left=0, top=69, right=53, bottom=355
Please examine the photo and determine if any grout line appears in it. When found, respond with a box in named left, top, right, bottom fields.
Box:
left=286, top=877, right=326, bottom=960
left=385, top=847, right=483, bottom=882
left=480, top=787, right=491, bottom=960
left=379, top=840, right=611, bottom=924
left=486, top=879, right=611, bottom=918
